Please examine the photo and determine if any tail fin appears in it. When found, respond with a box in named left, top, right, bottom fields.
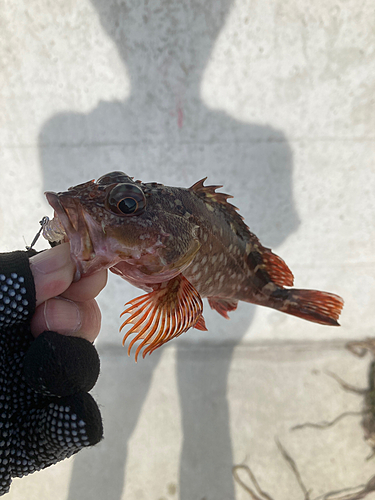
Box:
left=280, top=289, right=344, bottom=326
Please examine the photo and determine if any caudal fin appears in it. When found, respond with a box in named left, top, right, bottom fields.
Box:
left=281, top=289, right=344, bottom=326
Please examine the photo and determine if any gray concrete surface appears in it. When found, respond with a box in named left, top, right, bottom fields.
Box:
left=0, top=0, right=374, bottom=498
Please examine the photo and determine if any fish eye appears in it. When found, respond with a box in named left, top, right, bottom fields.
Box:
left=106, top=183, right=146, bottom=216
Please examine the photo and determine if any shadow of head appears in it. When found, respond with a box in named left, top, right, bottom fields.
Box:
left=90, top=0, right=232, bottom=84
left=39, top=0, right=299, bottom=253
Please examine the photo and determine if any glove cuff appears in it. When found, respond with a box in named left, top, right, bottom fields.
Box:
left=0, top=251, right=36, bottom=330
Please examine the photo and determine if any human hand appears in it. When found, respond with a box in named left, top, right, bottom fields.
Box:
left=30, top=243, right=107, bottom=341
left=0, top=244, right=106, bottom=495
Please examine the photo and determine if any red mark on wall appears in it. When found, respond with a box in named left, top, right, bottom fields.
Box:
left=177, top=100, right=184, bottom=129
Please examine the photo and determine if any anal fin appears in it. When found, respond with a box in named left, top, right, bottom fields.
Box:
left=120, top=274, right=206, bottom=361
left=208, top=297, right=238, bottom=319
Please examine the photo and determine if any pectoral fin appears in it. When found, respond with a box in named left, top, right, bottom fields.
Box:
left=120, top=274, right=206, bottom=361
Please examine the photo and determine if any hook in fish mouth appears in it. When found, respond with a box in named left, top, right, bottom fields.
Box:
left=26, top=216, right=53, bottom=250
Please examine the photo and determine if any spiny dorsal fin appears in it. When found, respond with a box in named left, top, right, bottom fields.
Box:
left=188, top=178, right=250, bottom=239
left=189, top=178, right=232, bottom=204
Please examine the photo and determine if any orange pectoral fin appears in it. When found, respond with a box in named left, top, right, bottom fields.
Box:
left=120, top=275, right=206, bottom=361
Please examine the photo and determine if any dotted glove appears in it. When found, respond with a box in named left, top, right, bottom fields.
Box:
left=0, top=250, right=103, bottom=495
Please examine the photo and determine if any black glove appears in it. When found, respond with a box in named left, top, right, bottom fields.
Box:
left=0, top=250, right=103, bottom=495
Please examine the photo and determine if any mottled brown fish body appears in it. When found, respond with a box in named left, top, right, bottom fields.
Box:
left=43, top=172, right=344, bottom=360
left=171, top=183, right=253, bottom=296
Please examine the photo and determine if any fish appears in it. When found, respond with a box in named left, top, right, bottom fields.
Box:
left=42, top=171, right=344, bottom=361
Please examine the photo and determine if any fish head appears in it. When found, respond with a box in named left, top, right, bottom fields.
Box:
left=45, top=171, right=200, bottom=282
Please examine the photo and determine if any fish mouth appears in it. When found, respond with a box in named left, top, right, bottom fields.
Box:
left=45, top=191, right=96, bottom=280
left=45, top=192, right=77, bottom=241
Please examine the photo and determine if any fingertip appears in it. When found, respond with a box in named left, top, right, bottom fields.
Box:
left=31, top=297, right=101, bottom=343
left=30, top=244, right=75, bottom=306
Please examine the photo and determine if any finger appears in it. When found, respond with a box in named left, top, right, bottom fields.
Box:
left=24, top=332, right=100, bottom=396
left=30, top=297, right=101, bottom=342
left=61, top=269, right=108, bottom=302
left=12, top=392, right=103, bottom=471
left=30, top=243, right=75, bottom=307
left=0, top=391, right=102, bottom=495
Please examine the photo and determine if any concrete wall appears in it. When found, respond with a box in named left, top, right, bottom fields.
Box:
left=0, top=0, right=374, bottom=498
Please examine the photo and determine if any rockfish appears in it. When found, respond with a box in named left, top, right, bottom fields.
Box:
left=42, top=171, right=344, bottom=361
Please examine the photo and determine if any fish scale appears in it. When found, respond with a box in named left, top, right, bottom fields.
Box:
left=40, top=171, right=344, bottom=361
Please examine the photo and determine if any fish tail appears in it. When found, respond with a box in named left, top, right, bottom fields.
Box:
left=275, top=288, right=344, bottom=326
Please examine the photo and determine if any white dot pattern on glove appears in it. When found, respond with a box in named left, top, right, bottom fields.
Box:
left=0, top=261, right=95, bottom=495
left=0, top=323, right=92, bottom=495
left=0, top=273, right=29, bottom=329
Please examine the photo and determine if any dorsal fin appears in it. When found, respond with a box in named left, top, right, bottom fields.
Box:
left=262, top=248, right=294, bottom=287
left=188, top=178, right=250, bottom=239
left=246, top=248, right=294, bottom=288
left=189, top=178, right=233, bottom=206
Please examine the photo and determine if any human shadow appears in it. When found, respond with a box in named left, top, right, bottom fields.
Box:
left=38, top=1, right=299, bottom=498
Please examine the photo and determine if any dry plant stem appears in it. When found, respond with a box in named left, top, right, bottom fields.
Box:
left=232, top=441, right=310, bottom=500
left=232, top=440, right=375, bottom=500
left=291, top=411, right=364, bottom=431
left=275, top=439, right=311, bottom=500
left=325, top=370, right=367, bottom=395
left=232, top=464, right=275, bottom=500
left=346, top=340, right=375, bottom=358
left=292, top=369, right=367, bottom=431
left=318, top=474, right=375, bottom=500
